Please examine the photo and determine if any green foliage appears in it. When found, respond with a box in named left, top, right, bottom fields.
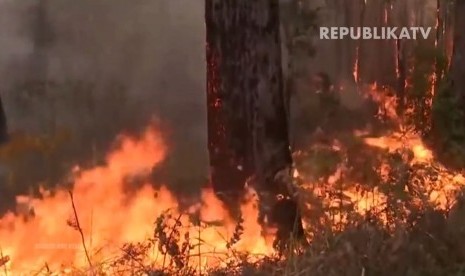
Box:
left=396, top=35, right=465, bottom=168
left=295, top=147, right=341, bottom=181
left=280, top=0, right=319, bottom=78
left=109, top=210, right=250, bottom=275
left=405, top=43, right=448, bottom=136
left=432, top=77, right=465, bottom=167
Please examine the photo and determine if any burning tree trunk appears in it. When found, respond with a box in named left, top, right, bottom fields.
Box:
left=392, top=0, right=409, bottom=117
left=205, top=0, right=303, bottom=245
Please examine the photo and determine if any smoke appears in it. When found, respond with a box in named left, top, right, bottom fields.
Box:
left=0, top=0, right=35, bottom=85
left=0, top=0, right=208, bottom=200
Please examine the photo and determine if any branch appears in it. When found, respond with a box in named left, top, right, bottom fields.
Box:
left=0, top=247, right=9, bottom=276
left=68, top=190, right=93, bottom=269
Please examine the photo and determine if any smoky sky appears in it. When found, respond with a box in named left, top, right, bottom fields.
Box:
left=0, top=0, right=208, bottom=194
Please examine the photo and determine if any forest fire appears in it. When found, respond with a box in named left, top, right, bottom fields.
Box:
left=0, top=87, right=464, bottom=274
left=362, top=130, right=465, bottom=210
left=293, top=82, right=465, bottom=233
left=0, top=127, right=274, bottom=274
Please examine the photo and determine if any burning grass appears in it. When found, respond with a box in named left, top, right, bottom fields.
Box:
left=0, top=127, right=277, bottom=275
left=1, top=84, right=465, bottom=275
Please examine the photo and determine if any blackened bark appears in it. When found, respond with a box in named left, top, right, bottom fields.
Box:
left=206, top=0, right=292, bottom=199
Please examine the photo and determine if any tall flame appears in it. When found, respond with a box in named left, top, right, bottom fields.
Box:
left=0, top=127, right=274, bottom=274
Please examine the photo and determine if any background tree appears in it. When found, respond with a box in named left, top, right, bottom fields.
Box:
left=0, top=96, right=7, bottom=144
left=432, top=0, right=465, bottom=168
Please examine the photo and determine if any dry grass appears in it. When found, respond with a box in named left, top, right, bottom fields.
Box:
left=49, top=200, right=465, bottom=276
left=11, top=168, right=463, bottom=276
left=2, top=127, right=465, bottom=275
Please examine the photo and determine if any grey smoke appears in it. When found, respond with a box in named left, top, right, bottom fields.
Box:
left=0, top=0, right=208, bottom=195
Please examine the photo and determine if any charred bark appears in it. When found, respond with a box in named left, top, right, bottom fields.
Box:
left=206, top=0, right=302, bottom=245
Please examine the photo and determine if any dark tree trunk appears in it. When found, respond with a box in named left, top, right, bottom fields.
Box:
left=435, top=0, right=445, bottom=88
left=30, top=0, right=52, bottom=82
left=0, top=96, right=8, bottom=144
left=355, top=0, right=365, bottom=84
left=205, top=0, right=302, bottom=246
left=206, top=0, right=292, bottom=198
left=396, top=39, right=406, bottom=116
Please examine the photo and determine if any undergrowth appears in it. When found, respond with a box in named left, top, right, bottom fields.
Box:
left=4, top=140, right=463, bottom=276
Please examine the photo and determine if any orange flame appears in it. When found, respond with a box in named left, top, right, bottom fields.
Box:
left=0, top=127, right=274, bottom=274
left=297, top=83, right=464, bottom=229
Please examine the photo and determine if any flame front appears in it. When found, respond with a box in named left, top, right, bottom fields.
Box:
left=1, top=81, right=464, bottom=275
left=0, top=127, right=274, bottom=274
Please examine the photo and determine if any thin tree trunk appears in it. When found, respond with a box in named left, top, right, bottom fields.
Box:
left=31, top=0, right=51, bottom=82
left=396, top=39, right=406, bottom=116
left=445, top=1, right=455, bottom=70
left=0, top=95, right=8, bottom=144
left=356, top=0, right=365, bottom=85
